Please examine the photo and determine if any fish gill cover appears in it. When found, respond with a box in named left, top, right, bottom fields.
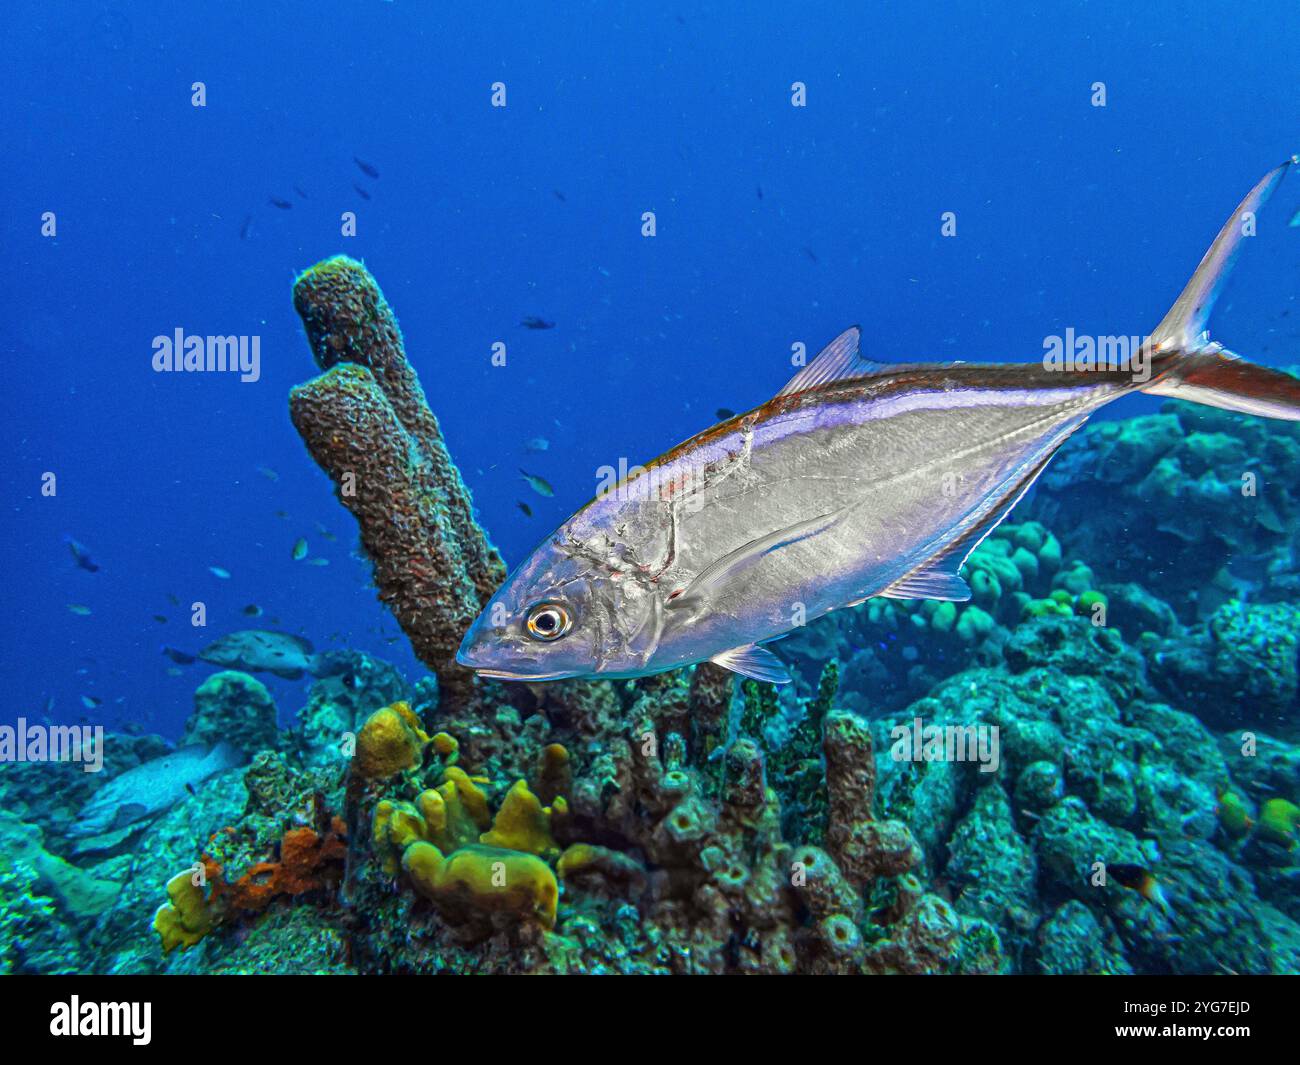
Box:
left=2, top=0, right=1300, bottom=1002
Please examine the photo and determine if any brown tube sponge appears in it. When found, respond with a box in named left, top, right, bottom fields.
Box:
left=289, top=257, right=505, bottom=705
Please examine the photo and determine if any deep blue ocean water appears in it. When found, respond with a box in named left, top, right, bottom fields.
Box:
left=3, top=1, right=1299, bottom=740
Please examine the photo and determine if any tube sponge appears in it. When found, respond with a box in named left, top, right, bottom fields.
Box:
left=289, top=257, right=505, bottom=706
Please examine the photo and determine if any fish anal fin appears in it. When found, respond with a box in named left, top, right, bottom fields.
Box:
left=777, top=326, right=887, bottom=397
left=878, top=569, right=971, bottom=602
left=710, top=644, right=793, bottom=685
left=873, top=431, right=1079, bottom=605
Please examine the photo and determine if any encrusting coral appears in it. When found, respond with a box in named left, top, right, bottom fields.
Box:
left=150, top=797, right=348, bottom=956
left=403, top=843, right=559, bottom=930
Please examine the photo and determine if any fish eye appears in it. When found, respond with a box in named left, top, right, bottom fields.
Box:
left=525, top=602, right=572, bottom=641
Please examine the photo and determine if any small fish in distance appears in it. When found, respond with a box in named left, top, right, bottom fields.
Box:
left=198, top=629, right=331, bottom=680
left=353, top=156, right=380, bottom=179
left=521, top=316, right=555, bottom=330
left=1107, top=863, right=1172, bottom=913
left=519, top=469, right=554, bottom=497
left=65, top=536, right=100, bottom=572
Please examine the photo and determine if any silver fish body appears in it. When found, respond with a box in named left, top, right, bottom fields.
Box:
left=459, top=361, right=1131, bottom=682
left=458, top=158, right=1300, bottom=684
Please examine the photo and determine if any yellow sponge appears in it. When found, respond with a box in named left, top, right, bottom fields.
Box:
left=152, top=869, right=213, bottom=954
left=403, top=841, right=557, bottom=929
left=354, top=701, right=429, bottom=779
left=479, top=780, right=559, bottom=857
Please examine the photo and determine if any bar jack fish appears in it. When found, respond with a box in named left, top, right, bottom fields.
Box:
left=458, top=159, right=1300, bottom=685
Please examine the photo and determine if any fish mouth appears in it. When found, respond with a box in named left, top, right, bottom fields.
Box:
left=471, top=667, right=571, bottom=682
left=457, top=622, right=570, bottom=681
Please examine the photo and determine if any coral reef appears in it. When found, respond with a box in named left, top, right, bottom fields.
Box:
left=295, top=652, right=411, bottom=764
left=7, top=265, right=1299, bottom=977
left=783, top=519, right=1112, bottom=714
left=0, top=862, right=81, bottom=974
left=182, top=670, right=281, bottom=755
left=1149, top=602, right=1300, bottom=728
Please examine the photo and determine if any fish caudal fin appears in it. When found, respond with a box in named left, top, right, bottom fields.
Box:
left=1144, top=347, right=1300, bottom=421
left=1141, top=156, right=1300, bottom=421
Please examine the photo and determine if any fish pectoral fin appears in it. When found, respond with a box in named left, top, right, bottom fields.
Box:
left=710, top=644, right=793, bottom=685
left=665, top=509, right=846, bottom=612
left=776, top=325, right=890, bottom=397
left=877, top=568, right=971, bottom=602
left=111, top=803, right=150, bottom=830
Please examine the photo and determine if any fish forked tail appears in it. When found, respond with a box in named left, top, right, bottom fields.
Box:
left=1141, top=155, right=1300, bottom=420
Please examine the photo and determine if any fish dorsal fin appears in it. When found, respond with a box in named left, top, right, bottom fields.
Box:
left=777, top=326, right=884, bottom=397
left=665, top=508, right=847, bottom=613
left=710, top=644, right=793, bottom=685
